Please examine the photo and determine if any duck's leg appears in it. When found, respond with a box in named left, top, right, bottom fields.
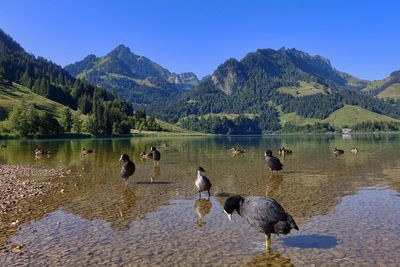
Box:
left=208, top=189, right=210, bottom=197
left=265, top=233, right=271, bottom=252
left=198, top=191, right=201, bottom=198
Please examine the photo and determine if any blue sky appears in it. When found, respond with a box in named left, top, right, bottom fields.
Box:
left=1, top=0, right=399, bottom=80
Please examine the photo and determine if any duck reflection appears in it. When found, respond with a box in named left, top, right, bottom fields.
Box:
left=35, top=154, right=50, bottom=160
left=244, top=250, right=294, bottom=267
left=112, top=187, right=136, bottom=231
left=119, top=187, right=136, bottom=218
left=266, top=174, right=283, bottom=198
left=193, top=198, right=212, bottom=227
left=151, top=165, right=161, bottom=183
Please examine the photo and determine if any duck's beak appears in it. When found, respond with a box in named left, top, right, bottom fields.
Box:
left=119, top=156, right=123, bottom=161
left=224, top=210, right=232, bottom=221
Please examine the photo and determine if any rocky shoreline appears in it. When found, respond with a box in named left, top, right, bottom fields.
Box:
left=0, top=164, right=69, bottom=255
left=0, top=164, right=67, bottom=216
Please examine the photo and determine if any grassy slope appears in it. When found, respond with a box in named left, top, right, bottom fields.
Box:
left=279, top=105, right=399, bottom=128
left=0, top=82, right=201, bottom=135
left=0, top=82, right=82, bottom=120
left=360, top=77, right=392, bottom=93
left=181, top=113, right=256, bottom=121
left=377, top=83, right=400, bottom=99
left=324, top=105, right=399, bottom=127
left=178, top=104, right=399, bottom=130
left=277, top=81, right=327, bottom=96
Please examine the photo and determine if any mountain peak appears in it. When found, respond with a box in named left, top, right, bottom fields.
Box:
left=107, top=44, right=134, bottom=59
left=114, top=44, right=131, bottom=52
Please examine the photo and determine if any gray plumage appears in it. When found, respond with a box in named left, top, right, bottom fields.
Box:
left=195, top=167, right=212, bottom=197
left=224, top=195, right=298, bottom=236
left=151, top=146, right=161, bottom=161
left=119, top=154, right=135, bottom=181
left=265, top=149, right=283, bottom=172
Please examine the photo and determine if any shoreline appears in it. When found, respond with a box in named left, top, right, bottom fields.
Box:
left=1, top=130, right=400, bottom=140
left=0, top=164, right=66, bottom=220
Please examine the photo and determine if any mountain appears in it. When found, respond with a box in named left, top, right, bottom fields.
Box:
left=65, top=45, right=199, bottom=108
left=0, top=29, right=162, bottom=135
left=154, top=47, right=400, bottom=133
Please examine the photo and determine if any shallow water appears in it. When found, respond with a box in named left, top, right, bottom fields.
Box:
left=0, top=134, right=400, bottom=266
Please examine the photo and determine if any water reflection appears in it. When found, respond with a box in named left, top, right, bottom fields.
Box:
left=265, top=174, right=283, bottom=198
left=112, top=187, right=136, bottom=231
left=193, top=198, right=212, bottom=227
left=244, top=250, right=295, bottom=267
left=0, top=135, right=400, bottom=265
left=151, top=165, right=161, bottom=183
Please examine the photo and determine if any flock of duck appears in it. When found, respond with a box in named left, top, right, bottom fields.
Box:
left=118, top=145, right=301, bottom=251
left=29, top=144, right=358, bottom=252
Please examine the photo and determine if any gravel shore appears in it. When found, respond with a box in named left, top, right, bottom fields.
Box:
left=0, top=164, right=69, bottom=255
left=0, top=164, right=66, bottom=217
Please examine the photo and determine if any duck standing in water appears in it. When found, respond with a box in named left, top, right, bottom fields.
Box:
left=223, top=195, right=298, bottom=251
left=265, top=150, right=283, bottom=173
left=119, top=154, right=135, bottom=185
left=151, top=146, right=161, bottom=164
left=195, top=167, right=212, bottom=198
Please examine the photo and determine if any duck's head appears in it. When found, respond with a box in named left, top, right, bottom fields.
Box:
left=223, top=195, right=244, bottom=220
left=265, top=150, right=272, bottom=157
left=150, top=146, right=156, bottom=151
left=197, top=167, right=206, bottom=173
left=119, top=154, right=130, bottom=161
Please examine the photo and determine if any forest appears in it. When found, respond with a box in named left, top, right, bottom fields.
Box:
left=0, top=29, right=162, bottom=136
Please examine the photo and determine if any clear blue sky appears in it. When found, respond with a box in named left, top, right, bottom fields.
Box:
left=1, top=0, right=399, bottom=80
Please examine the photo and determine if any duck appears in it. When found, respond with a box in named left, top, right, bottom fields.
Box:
left=81, top=148, right=94, bottom=155
left=151, top=146, right=161, bottom=162
left=119, top=154, right=135, bottom=184
left=195, top=167, right=212, bottom=198
left=162, top=143, right=170, bottom=148
left=0, top=145, right=7, bottom=148
left=278, top=147, right=292, bottom=155
left=350, top=148, right=358, bottom=154
left=265, top=150, right=283, bottom=173
left=223, top=195, right=298, bottom=251
left=140, top=152, right=153, bottom=159
left=34, top=148, right=50, bottom=155
left=333, top=148, right=344, bottom=155
left=231, top=147, right=245, bottom=155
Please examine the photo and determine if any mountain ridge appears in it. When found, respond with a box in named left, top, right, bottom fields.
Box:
left=65, top=44, right=200, bottom=107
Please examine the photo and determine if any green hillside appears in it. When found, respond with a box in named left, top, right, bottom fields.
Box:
left=323, top=105, right=399, bottom=127
left=279, top=105, right=399, bottom=128
left=377, top=83, right=400, bottom=99
left=0, top=82, right=82, bottom=120
left=277, top=81, right=328, bottom=96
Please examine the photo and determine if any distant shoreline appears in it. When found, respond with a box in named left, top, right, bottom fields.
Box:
left=1, top=130, right=400, bottom=140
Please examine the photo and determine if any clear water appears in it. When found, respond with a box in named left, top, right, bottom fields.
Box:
left=0, top=135, right=399, bottom=266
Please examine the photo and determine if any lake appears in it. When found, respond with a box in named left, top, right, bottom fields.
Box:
left=0, top=134, right=400, bottom=266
